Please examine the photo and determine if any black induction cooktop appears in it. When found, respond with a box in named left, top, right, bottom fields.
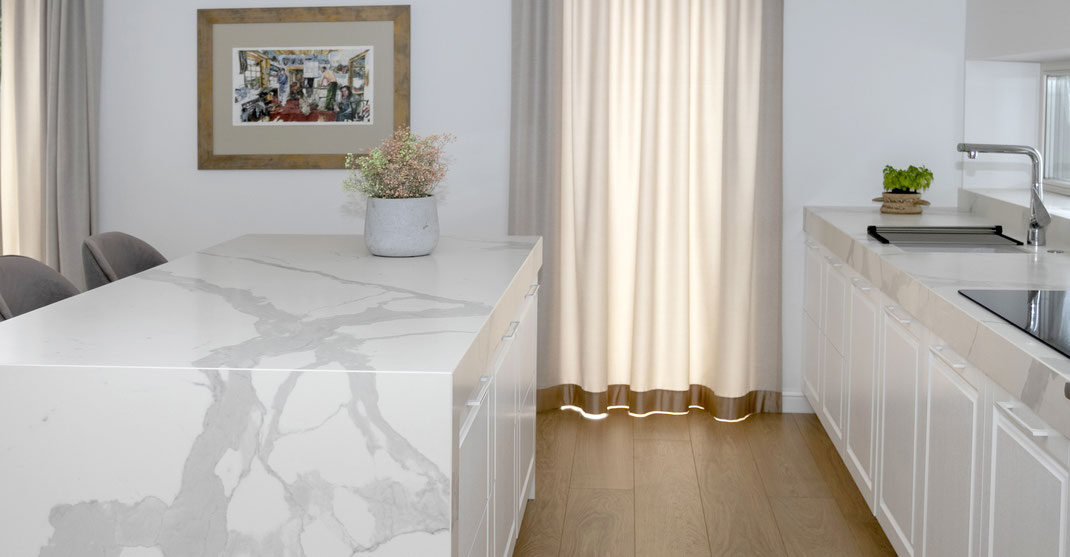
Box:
left=959, top=289, right=1070, bottom=359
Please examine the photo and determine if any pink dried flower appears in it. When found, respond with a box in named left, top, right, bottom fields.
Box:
left=343, top=128, right=455, bottom=199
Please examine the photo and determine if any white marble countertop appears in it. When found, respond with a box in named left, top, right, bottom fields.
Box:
left=0, top=234, right=542, bottom=374
left=805, top=207, right=1070, bottom=439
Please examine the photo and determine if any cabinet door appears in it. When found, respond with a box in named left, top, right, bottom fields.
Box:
left=803, top=241, right=824, bottom=323
left=845, top=278, right=879, bottom=510
left=803, top=312, right=823, bottom=409
left=986, top=400, right=1069, bottom=557
left=459, top=376, right=492, bottom=557
left=493, top=325, right=519, bottom=557
left=822, top=337, right=846, bottom=451
left=517, top=290, right=538, bottom=509
left=922, top=346, right=983, bottom=557
left=878, top=305, right=923, bottom=557
left=824, top=257, right=848, bottom=355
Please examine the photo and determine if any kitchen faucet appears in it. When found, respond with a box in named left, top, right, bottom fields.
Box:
left=957, top=143, right=1052, bottom=246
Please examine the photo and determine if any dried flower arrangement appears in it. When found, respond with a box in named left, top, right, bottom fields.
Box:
left=343, top=128, right=455, bottom=199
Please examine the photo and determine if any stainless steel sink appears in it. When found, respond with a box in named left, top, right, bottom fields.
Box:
left=868, top=225, right=1026, bottom=253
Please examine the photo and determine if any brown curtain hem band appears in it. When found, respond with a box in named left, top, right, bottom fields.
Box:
left=537, top=384, right=782, bottom=421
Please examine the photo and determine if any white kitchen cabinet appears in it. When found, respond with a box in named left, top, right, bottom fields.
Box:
left=820, top=259, right=849, bottom=452
left=492, top=339, right=517, bottom=557
left=983, top=385, right=1070, bottom=557
left=922, top=345, right=984, bottom=557
left=459, top=281, right=540, bottom=557
left=878, top=304, right=926, bottom=557
left=845, top=276, right=880, bottom=511
left=459, top=373, right=492, bottom=557
left=804, top=241, right=824, bottom=323
left=803, top=312, right=823, bottom=410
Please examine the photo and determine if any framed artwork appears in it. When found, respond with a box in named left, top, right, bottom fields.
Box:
left=197, top=6, right=410, bottom=169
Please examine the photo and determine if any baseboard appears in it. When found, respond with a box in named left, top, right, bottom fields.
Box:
left=781, top=391, right=814, bottom=414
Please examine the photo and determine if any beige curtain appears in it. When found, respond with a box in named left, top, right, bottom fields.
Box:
left=511, top=0, right=783, bottom=420
left=1, top=0, right=102, bottom=288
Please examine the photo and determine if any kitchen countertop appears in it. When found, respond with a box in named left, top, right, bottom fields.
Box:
left=0, top=234, right=543, bottom=555
left=0, top=234, right=542, bottom=373
left=805, top=207, right=1070, bottom=439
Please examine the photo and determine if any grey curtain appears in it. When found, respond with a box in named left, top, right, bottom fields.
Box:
left=510, top=0, right=784, bottom=421
left=1, top=0, right=102, bottom=288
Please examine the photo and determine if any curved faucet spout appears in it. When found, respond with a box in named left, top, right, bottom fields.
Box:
left=957, top=142, right=1049, bottom=246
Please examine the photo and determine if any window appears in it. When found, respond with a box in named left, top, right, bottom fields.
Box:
left=1041, top=63, right=1070, bottom=195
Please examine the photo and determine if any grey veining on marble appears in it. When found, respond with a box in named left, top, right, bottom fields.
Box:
left=0, top=235, right=542, bottom=373
left=0, top=235, right=543, bottom=556
left=805, top=207, right=1070, bottom=440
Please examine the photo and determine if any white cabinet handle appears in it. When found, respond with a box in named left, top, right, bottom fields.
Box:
left=884, top=305, right=914, bottom=325
left=525, top=284, right=540, bottom=298
left=930, top=345, right=967, bottom=373
left=850, top=276, right=873, bottom=291
left=806, top=241, right=818, bottom=250
left=996, top=401, right=1053, bottom=438
left=824, top=255, right=844, bottom=268
left=503, top=321, right=520, bottom=339
left=467, top=375, right=491, bottom=407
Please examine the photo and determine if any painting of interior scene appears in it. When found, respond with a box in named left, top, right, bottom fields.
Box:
left=232, top=46, right=373, bottom=125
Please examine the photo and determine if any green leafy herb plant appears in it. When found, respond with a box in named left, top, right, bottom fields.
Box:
left=882, top=165, right=933, bottom=193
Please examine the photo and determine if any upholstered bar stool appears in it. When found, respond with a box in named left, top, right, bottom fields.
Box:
left=0, top=255, right=80, bottom=321
left=83, top=232, right=167, bottom=290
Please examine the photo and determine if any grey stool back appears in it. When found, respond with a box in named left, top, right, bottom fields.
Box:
left=0, top=255, right=80, bottom=322
left=83, top=232, right=168, bottom=290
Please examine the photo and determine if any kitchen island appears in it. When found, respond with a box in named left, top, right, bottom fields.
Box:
left=0, top=234, right=542, bottom=557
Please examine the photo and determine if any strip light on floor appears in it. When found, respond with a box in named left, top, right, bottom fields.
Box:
left=560, top=404, right=755, bottom=422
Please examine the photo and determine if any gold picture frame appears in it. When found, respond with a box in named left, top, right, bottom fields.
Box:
left=197, top=6, right=411, bottom=169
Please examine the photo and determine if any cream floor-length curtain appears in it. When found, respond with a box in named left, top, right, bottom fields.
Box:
left=1, top=0, right=102, bottom=288
left=511, top=0, right=783, bottom=420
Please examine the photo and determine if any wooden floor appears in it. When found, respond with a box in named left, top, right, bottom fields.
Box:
left=514, top=410, right=896, bottom=557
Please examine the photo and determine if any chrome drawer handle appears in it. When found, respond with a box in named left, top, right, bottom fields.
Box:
left=884, top=305, right=913, bottom=325
left=997, top=401, right=1053, bottom=438
left=525, top=284, right=540, bottom=298
left=850, top=277, right=873, bottom=291
left=824, top=255, right=844, bottom=268
left=930, top=345, right=967, bottom=372
left=503, top=321, right=520, bottom=339
left=467, top=375, right=491, bottom=407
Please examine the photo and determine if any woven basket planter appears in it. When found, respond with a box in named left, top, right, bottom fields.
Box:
left=873, top=192, right=931, bottom=214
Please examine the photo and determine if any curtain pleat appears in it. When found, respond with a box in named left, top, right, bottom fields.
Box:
left=1, top=0, right=101, bottom=288
left=511, top=0, right=783, bottom=420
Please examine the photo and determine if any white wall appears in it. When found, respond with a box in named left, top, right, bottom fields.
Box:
left=966, top=0, right=1070, bottom=61
left=99, top=0, right=511, bottom=258
left=962, top=61, right=1040, bottom=190
left=783, top=0, right=967, bottom=407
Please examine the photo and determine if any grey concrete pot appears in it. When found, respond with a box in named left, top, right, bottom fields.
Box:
left=364, top=196, right=440, bottom=257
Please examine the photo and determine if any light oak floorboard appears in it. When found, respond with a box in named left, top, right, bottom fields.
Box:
left=515, top=410, right=896, bottom=557
left=792, top=413, right=896, bottom=556
left=770, top=497, right=861, bottom=557
left=633, top=412, right=691, bottom=440
left=689, top=412, right=787, bottom=557
left=559, top=488, right=635, bottom=557
left=570, top=409, right=634, bottom=489
left=634, top=439, right=711, bottom=557
left=514, top=410, right=580, bottom=557
left=745, top=413, right=831, bottom=498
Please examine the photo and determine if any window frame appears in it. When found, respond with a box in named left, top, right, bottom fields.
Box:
left=1039, top=61, right=1070, bottom=196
